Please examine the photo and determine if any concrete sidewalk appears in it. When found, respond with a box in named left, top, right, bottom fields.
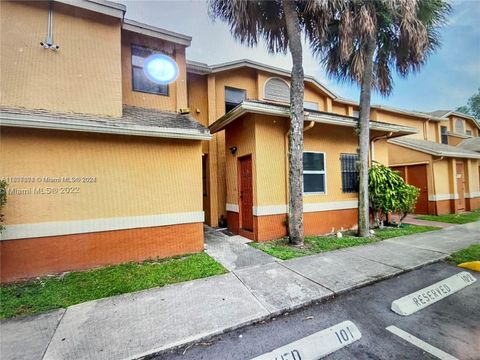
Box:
left=2, top=222, right=479, bottom=360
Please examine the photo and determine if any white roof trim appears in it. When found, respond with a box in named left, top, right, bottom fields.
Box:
left=186, top=59, right=337, bottom=98
left=123, top=19, right=192, bottom=46
left=0, top=113, right=211, bottom=141
left=210, top=101, right=418, bottom=136
left=388, top=138, right=480, bottom=159
left=335, top=98, right=447, bottom=122
left=56, top=0, right=125, bottom=18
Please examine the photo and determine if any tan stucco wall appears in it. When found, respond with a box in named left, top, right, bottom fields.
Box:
left=225, top=114, right=257, bottom=205
left=432, top=159, right=451, bottom=195
left=303, top=124, right=359, bottom=204
left=374, top=110, right=425, bottom=140
left=0, top=0, right=122, bottom=116
left=225, top=116, right=360, bottom=208
left=214, top=68, right=258, bottom=117
left=254, top=114, right=288, bottom=206
left=121, top=30, right=188, bottom=112
left=1, top=128, right=203, bottom=225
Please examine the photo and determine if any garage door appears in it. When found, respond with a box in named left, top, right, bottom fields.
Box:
left=392, top=165, right=429, bottom=215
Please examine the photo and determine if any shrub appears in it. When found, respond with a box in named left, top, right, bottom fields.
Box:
left=368, top=164, right=419, bottom=227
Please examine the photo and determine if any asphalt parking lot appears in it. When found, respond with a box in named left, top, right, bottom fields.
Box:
left=154, top=262, right=479, bottom=360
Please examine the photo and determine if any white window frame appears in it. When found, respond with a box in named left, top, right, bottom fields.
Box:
left=303, top=151, right=327, bottom=195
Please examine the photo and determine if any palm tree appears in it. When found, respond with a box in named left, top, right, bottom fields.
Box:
left=209, top=0, right=334, bottom=244
left=304, top=0, right=450, bottom=236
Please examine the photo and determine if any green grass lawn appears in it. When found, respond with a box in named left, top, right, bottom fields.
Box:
left=448, top=244, right=480, bottom=265
left=416, top=209, right=480, bottom=224
left=250, top=224, right=440, bottom=260
left=0, top=252, right=226, bottom=320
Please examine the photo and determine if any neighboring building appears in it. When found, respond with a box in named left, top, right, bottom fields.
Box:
left=186, top=58, right=479, bottom=241
left=386, top=110, right=480, bottom=215
left=0, top=0, right=210, bottom=282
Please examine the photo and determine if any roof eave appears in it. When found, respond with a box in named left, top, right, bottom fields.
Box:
left=56, top=0, right=126, bottom=19
left=0, top=113, right=211, bottom=141
left=122, top=19, right=192, bottom=47
left=388, top=139, right=480, bottom=159
left=210, top=101, right=418, bottom=136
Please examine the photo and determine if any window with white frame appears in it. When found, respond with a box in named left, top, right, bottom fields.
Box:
left=303, top=152, right=326, bottom=193
left=264, top=77, right=290, bottom=103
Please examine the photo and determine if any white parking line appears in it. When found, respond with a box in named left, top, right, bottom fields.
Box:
left=251, top=320, right=361, bottom=360
left=386, top=325, right=458, bottom=360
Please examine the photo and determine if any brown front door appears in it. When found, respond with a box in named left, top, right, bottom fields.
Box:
left=406, top=164, right=429, bottom=215
left=239, top=155, right=253, bottom=231
left=456, top=162, right=465, bottom=211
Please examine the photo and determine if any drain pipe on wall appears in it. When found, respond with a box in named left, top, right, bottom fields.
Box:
left=370, top=132, right=393, bottom=164
left=284, top=117, right=315, bottom=217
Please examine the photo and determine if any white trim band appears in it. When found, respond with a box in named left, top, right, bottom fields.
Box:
left=226, top=203, right=239, bottom=213
left=251, top=200, right=358, bottom=216
left=304, top=200, right=358, bottom=213
left=465, top=192, right=480, bottom=199
left=0, top=212, right=204, bottom=241
left=428, top=194, right=459, bottom=201
left=253, top=205, right=288, bottom=216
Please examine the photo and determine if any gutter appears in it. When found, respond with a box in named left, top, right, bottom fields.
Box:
left=0, top=114, right=212, bottom=141
left=370, top=132, right=393, bottom=164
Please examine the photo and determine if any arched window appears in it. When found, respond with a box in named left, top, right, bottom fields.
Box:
left=455, top=119, right=465, bottom=134
left=264, top=77, right=290, bottom=103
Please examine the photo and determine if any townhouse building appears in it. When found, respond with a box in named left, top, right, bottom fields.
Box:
left=0, top=0, right=210, bottom=282
left=1, top=0, right=478, bottom=280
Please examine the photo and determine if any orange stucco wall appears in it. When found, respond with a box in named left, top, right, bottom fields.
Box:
left=0, top=0, right=123, bottom=116
left=0, top=222, right=204, bottom=283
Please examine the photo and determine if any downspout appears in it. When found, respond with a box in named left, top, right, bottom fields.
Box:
left=284, top=117, right=315, bottom=216
left=431, top=156, right=444, bottom=215
left=370, top=132, right=393, bottom=164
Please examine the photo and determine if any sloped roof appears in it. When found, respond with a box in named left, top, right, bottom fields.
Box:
left=388, top=138, right=480, bottom=159
left=186, top=59, right=337, bottom=98
left=427, top=110, right=479, bottom=128
left=458, top=137, right=480, bottom=152
left=0, top=106, right=211, bottom=140
left=210, top=100, right=418, bottom=136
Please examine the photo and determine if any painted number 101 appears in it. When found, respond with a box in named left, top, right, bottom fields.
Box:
left=335, top=326, right=355, bottom=344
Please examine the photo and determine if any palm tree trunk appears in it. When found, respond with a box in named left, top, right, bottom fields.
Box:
left=357, top=38, right=375, bottom=237
left=283, top=0, right=304, bottom=245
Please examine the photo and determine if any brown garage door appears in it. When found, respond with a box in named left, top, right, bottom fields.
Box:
left=392, top=165, right=429, bottom=215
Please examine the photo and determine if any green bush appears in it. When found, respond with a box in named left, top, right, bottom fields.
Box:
left=0, top=180, right=7, bottom=232
left=368, top=164, right=419, bottom=227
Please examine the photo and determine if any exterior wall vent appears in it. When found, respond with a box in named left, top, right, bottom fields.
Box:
left=264, top=77, right=290, bottom=103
